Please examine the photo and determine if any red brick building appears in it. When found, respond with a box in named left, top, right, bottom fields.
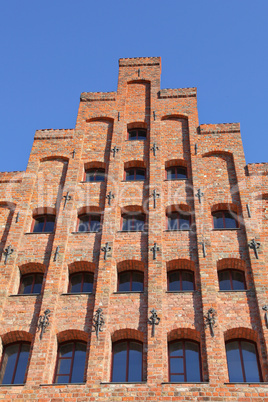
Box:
left=0, top=56, right=268, bottom=401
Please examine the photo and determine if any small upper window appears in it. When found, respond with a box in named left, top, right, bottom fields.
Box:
left=77, top=214, right=101, bottom=232
left=167, top=212, right=191, bottom=230
left=122, top=214, right=145, bottom=232
left=168, top=270, right=194, bottom=291
left=226, top=340, right=261, bottom=382
left=54, top=341, right=87, bottom=384
left=32, top=215, right=55, bottom=233
left=19, top=274, right=43, bottom=294
left=213, top=211, right=238, bottom=229
left=118, top=271, right=144, bottom=292
left=68, top=272, right=94, bottom=293
left=0, top=343, right=30, bottom=384
left=218, top=270, right=246, bottom=291
left=166, top=166, right=187, bottom=180
left=111, top=340, right=143, bottom=382
left=85, top=168, right=105, bottom=182
left=169, top=340, right=201, bottom=382
left=125, top=168, right=146, bottom=181
left=128, top=129, right=147, bottom=141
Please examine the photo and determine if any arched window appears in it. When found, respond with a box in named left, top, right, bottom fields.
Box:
left=122, top=213, right=145, bottom=232
left=68, top=272, right=94, bottom=293
left=118, top=271, right=144, bottom=292
left=218, top=270, right=246, bottom=291
left=85, top=168, right=105, bottom=182
left=111, top=340, right=143, bottom=382
left=168, top=340, right=201, bottom=382
left=0, top=342, right=30, bottom=384
left=54, top=341, right=87, bottom=384
left=77, top=214, right=101, bottom=232
left=128, top=129, right=147, bottom=140
left=212, top=211, right=238, bottom=229
left=167, top=212, right=191, bottom=230
left=125, top=168, right=146, bottom=181
left=168, top=270, right=194, bottom=291
left=18, top=273, right=43, bottom=294
left=226, top=340, right=262, bottom=382
left=32, top=215, right=55, bottom=233
left=166, top=166, right=187, bottom=180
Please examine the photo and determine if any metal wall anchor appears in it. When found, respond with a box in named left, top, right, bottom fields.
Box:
left=195, top=189, right=204, bottom=204
left=263, top=306, right=268, bottom=328
left=106, top=190, right=115, bottom=206
left=153, top=111, right=156, bottom=121
left=195, top=143, right=198, bottom=155
left=246, top=204, right=251, bottom=218
left=63, top=192, right=71, bottom=209
left=102, top=242, right=111, bottom=260
left=151, top=242, right=160, bottom=260
left=151, top=142, right=159, bottom=156
left=111, top=146, right=119, bottom=158
left=248, top=239, right=261, bottom=259
left=148, top=308, right=160, bottom=337
left=54, top=246, right=59, bottom=262
left=15, top=212, right=20, bottom=223
left=152, top=189, right=160, bottom=209
left=92, top=308, right=105, bottom=339
left=72, top=149, right=76, bottom=158
left=204, top=308, right=216, bottom=337
left=37, top=309, right=51, bottom=340
left=3, top=245, right=14, bottom=265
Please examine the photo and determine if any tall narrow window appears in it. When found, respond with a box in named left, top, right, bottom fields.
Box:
left=32, top=215, right=55, bottom=233
left=85, top=168, right=105, bottom=182
left=122, top=214, right=145, bottom=232
left=0, top=343, right=30, bottom=384
left=213, top=211, right=238, bottom=229
left=169, top=340, right=201, bottom=382
left=77, top=214, right=101, bottom=232
left=167, top=212, right=190, bottom=230
left=111, top=340, right=143, bottom=382
left=128, top=129, right=147, bottom=140
left=226, top=340, right=261, bottom=382
left=18, top=274, right=43, bottom=294
left=54, top=342, right=87, bottom=384
left=168, top=270, right=194, bottom=291
left=218, top=270, right=246, bottom=291
left=118, top=271, right=144, bottom=292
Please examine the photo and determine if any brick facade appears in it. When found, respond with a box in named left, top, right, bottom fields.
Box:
left=0, top=56, right=268, bottom=400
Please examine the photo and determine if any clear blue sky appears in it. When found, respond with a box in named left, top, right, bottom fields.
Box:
left=0, top=0, right=267, bottom=172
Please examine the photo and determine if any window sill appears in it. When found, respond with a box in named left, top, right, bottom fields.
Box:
left=219, top=290, right=248, bottom=293
left=122, top=180, right=146, bottom=183
left=224, top=382, right=267, bottom=385
left=162, top=382, right=208, bottom=384
left=61, top=292, right=93, bottom=296
left=165, top=229, right=190, bottom=232
left=118, top=230, right=145, bottom=233
left=71, top=231, right=100, bottom=234
left=0, top=383, right=25, bottom=387
left=9, top=293, right=41, bottom=297
left=164, top=179, right=187, bottom=181
left=166, top=290, right=195, bottom=294
left=101, top=381, right=147, bottom=384
left=212, top=228, right=240, bottom=231
left=80, top=181, right=105, bottom=184
left=25, top=232, right=53, bottom=235
left=40, top=382, right=86, bottom=386
left=113, top=291, right=144, bottom=294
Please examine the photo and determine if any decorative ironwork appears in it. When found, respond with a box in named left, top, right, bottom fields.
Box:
left=200, top=240, right=206, bottom=258
left=151, top=142, right=159, bottom=157
left=195, top=143, right=198, bottom=155
left=151, top=242, right=160, bottom=260
left=54, top=246, right=59, bottom=262
left=138, top=68, right=140, bottom=77
left=263, top=306, right=268, bottom=328
left=102, top=242, right=111, bottom=260
left=118, top=112, right=120, bottom=121
left=246, top=204, right=251, bottom=218
left=3, top=245, right=14, bottom=265
left=63, top=191, right=71, bottom=209
left=153, top=111, right=156, bottom=121
left=72, top=149, right=76, bottom=159
left=204, top=308, right=216, bottom=337
left=106, top=190, right=115, bottom=206
left=152, top=189, right=160, bottom=209
left=92, top=308, right=105, bottom=339
left=37, top=309, right=51, bottom=340
left=248, top=239, right=261, bottom=259
left=111, top=146, right=119, bottom=158
left=15, top=212, right=20, bottom=223
left=195, top=189, right=204, bottom=204
left=148, top=308, right=160, bottom=337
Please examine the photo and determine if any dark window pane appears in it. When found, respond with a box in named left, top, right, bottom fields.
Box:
left=57, top=359, right=72, bottom=375
left=181, top=271, right=194, bottom=291
left=168, top=214, right=178, bottom=230
left=86, top=171, right=95, bottom=182
left=33, top=217, right=45, bottom=232
left=70, top=274, right=83, bottom=293
left=218, top=271, right=232, bottom=291
left=78, top=216, right=90, bottom=232
left=59, top=343, right=73, bottom=358
left=32, top=274, right=43, bottom=293
left=125, top=169, right=135, bottom=181
left=20, top=275, right=34, bottom=294
left=128, top=131, right=137, bottom=140
left=128, top=342, right=142, bottom=382
left=122, top=217, right=131, bottom=231
left=226, top=341, right=244, bottom=382
left=137, top=130, right=146, bottom=139
left=89, top=216, right=101, bottom=232
left=170, top=357, right=184, bottom=375
left=132, top=272, right=144, bottom=291
left=168, top=271, right=181, bottom=291
left=95, top=169, right=105, bottom=182
left=185, top=342, right=201, bottom=382
left=170, top=374, right=184, bottom=382
left=224, top=212, right=237, bottom=228
left=176, top=167, right=187, bottom=179
left=55, top=375, right=70, bottom=384
left=82, top=274, right=93, bottom=293
left=13, top=344, right=30, bottom=384
left=169, top=342, right=183, bottom=357
left=213, top=213, right=224, bottom=229
left=241, top=341, right=260, bottom=382
left=112, top=342, right=127, bottom=382
left=133, top=216, right=144, bottom=231
left=1, top=344, right=19, bottom=384
left=179, top=215, right=190, bottom=230
left=71, top=343, right=86, bottom=383
left=167, top=167, right=176, bottom=180
left=136, top=169, right=145, bottom=180
left=118, top=272, right=131, bottom=291
left=232, top=271, right=245, bottom=290
left=44, top=216, right=55, bottom=232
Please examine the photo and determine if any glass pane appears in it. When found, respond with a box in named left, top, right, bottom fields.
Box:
left=226, top=341, right=244, bottom=382
left=126, top=169, right=135, bottom=181
left=57, top=359, right=72, bottom=375
left=70, top=274, right=83, bottom=293
left=185, top=342, right=201, bottom=382
left=179, top=215, right=190, bottom=230
left=71, top=343, right=86, bottom=383
left=32, top=274, right=43, bottom=293
left=137, top=130, right=146, bottom=139
left=20, top=275, right=34, bottom=294
left=128, top=131, right=137, bottom=140
left=122, top=217, right=131, bottom=231
left=89, top=216, right=100, bottom=232
left=13, top=344, right=30, bottom=384
left=0, top=344, right=19, bottom=384
left=132, top=272, right=144, bottom=291
left=218, top=271, right=232, bottom=290
left=170, top=357, right=184, bottom=375
left=169, top=341, right=183, bottom=357
left=59, top=343, right=73, bottom=359
left=168, top=271, right=181, bottom=291
left=78, top=216, right=90, bottom=232
left=136, top=169, right=145, bottom=180
left=95, top=169, right=105, bottom=182
left=241, top=341, right=260, bottom=382
left=85, top=171, right=95, bottom=182
left=168, top=214, right=178, bottom=230
left=128, top=342, right=142, bottom=382
left=82, top=273, right=93, bottom=293
left=170, top=374, right=184, bottom=382
left=181, top=271, right=194, bottom=291
left=44, top=216, right=55, bottom=232
left=55, top=375, right=70, bottom=384
left=224, top=212, right=237, bottom=228
left=232, top=271, right=245, bottom=290
left=133, top=216, right=144, bottom=231
left=213, top=212, right=224, bottom=229
left=176, top=167, right=187, bottom=179
left=118, top=272, right=131, bottom=291
left=33, top=217, right=45, bottom=232
left=167, top=168, right=176, bottom=180
left=112, top=342, right=127, bottom=382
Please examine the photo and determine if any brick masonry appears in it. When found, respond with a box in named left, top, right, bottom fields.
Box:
left=0, top=56, right=267, bottom=400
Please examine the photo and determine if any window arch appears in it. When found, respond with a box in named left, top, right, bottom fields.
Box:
left=121, top=206, right=146, bottom=232
left=31, top=207, right=56, bottom=233
left=168, top=339, right=202, bottom=382
left=167, top=259, right=195, bottom=291
left=127, top=122, right=147, bottom=141
left=54, top=341, right=87, bottom=383
left=124, top=161, right=146, bottom=182
left=111, top=340, right=143, bottom=382
left=77, top=206, right=102, bottom=233
left=211, top=203, right=239, bottom=229
left=18, top=262, right=46, bottom=295
left=68, top=261, right=95, bottom=294
left=217, top=258, right=246, bottom=291
left=165, top=159, right=188, bottom=181
left=166, top=205, right=191, bottom=231
left=84, top=161, right=106, bottom=182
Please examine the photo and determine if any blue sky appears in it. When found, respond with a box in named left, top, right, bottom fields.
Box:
left=0, top=1, right=267, bottom=172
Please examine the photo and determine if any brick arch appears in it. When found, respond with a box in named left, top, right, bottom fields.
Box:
left=255, top=193, right=268, bottom=201
left=77, top=206, right=102, bottom=216
left=111, top=328, right=144, bottom=343
left=56, top=329, right=88, bottom=344
left=32, top=207, right=56, bottom=217
left=0, top=201, right=16, bottom=211
left=224, top=327, right=258, bottom=343
left=217, top=258, right=246, bottom=272
left=40, top=156, right=69, bottom=163
left=168, top=328, right=200, bottom=343
left=161, top=114, right=188, bottom=121
left=127, top=122, right=147, bottom=130
left=211, top=202, right=239, bottom=214
left=19, top=262, right=46, bottom=276
left=127, top=79, right=150, bottom=85
left=165, top=159, right=188, bottom=169
left=84, top=161, right=106, bottom=171
left=121, top=205, right=145, bottom=214
left=117, top=260, right=145, bottom=274
left=202, top=150, right=233, bottom=159
left=86, top=117, right=114, bottom=123
left=124, top=160, right=146, bottom=170
left=166, top=203, right=191, bottom=214
left=166, top=259, right=195, bottom=273
left=68, top=261, right=96, bottom=275
left=1, top=330, right=33, bottom=346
